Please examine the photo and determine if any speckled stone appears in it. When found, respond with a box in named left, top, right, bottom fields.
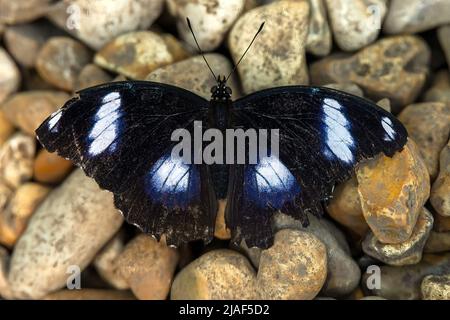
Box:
left=256, top=229, right=327, bottom=300
left=0, top=133, right=36, bottom=189
left=325, top=0, right=387, bottom=51
left=362, top=208, right=434, bottom=266
left=384, top=0, right=450, bottom=34
left=310, top=36, right=430, bottom=111
left=398, top=102, right=450, bottom=179
left=229, top=1, right=310, bottom=94
left=0, top=48, right=20, bottom=104
left=6, top=169, right=123, bottom=299
left=95, top=31, right=189, bottom=80
left=421, top=274, right=450, bottom=300
left=146, top=53, right=241, bottom=99
left=1, top=91, right=70, bottom=136
left=171, top=249, right=256, bottom=300
left=362, top=253, right=450, bottom=300
left=431, top=140, right=450, bottom=217
left=169, top=0, right=245, bottom=51
left=36, top=37, right=92, bottom=91
left=273, top=213, right=360, bottom=297
left=46, top=0, right=165, bottom=50
left=0, top=182, right=51, bottom=248
left=116, top=234, right=179, bottom=300
left=356, top=140, right=430, bottom=244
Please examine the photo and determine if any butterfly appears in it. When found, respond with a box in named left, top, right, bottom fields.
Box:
left=35, top=20, right=408, bottom=248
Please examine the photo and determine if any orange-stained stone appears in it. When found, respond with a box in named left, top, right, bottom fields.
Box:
left=326, top=175, right=369, bottom=237
left=0, top=110, right=15, bottom=146
left=214, top=199, right=231, bottom=240
left=356, top=139, right=430, bottom=244
left=33, top=149, right=73, bottom=184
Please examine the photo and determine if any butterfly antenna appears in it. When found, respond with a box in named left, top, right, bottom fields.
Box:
left=186, top=17, right=217, bottom=81
left=226, top=21, right=265, bottom=82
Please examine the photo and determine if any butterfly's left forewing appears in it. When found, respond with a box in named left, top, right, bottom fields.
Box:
left=229, top=86, right=408, bottom=247
left=36, top=81, right=217, bottom=246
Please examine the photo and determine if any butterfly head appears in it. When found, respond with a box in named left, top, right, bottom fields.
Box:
left=211, top=75, right=232, bottom=101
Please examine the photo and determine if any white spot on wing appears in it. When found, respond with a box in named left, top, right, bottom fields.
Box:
left=150, top=156, right=190, bottom=193
left=381, top=116, right=396, bottom=141
left=322, top=98, right=355, bottom=163
left=48, top=110, right=62, bottom=132
left=256, top=156, right=296, bottom=192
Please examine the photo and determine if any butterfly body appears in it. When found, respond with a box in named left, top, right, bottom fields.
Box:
left=36, top=79, right=408, bottom=248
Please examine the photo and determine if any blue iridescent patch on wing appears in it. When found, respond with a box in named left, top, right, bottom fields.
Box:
left=145, top=153, right=200, bottom=208
left=245, top=156, right=301, bottom=209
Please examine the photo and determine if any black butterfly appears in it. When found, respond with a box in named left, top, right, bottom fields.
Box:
left=35, top=21, right=408, bottom=248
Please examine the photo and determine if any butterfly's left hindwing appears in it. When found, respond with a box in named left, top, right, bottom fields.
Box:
left=229, top=86, right=408, bottom=247
left=36, top=81, right=217, bottom=246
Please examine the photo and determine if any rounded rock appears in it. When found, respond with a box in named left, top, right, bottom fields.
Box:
left=421, top=274, right=450, bottom=300
left=7, top=169, right=123, bottom=299
left=305, top=0, right=332, bottom=56
left=384, top=0, right=450, bottom=34
left=171, top=249, right=256, bottom=300
left=95, top=31, right=189, bottom=80
left=2, top=90, right=70, bottom=136
left=36, top=37, right=92, bottom=91
left=229, top=1, right=310, bottom=94
left=356, top=140, right=430, bottom=244
left=362, top=208, right=434, bottom=266
left=0, top=0, right=51, bottom=24
left=74, top=64, right=112, bottom=91
left=116, top=234, right=179, bottom=300
left=325, top=0, right=387, bottom=51
left=33, top=149, right=73, bottom=185
left=424, top=70, right=450, bottom=104
left=46, top=0, right=165, bottom=50
left=398, top=102, right=450, bottom=179
left=0, top=111, right=14, bottom=147
left=169, top=0, right=245, bottom=51
left=0, top=48, right=21, bottom=104
left=431, top=140, right=450, bottom=217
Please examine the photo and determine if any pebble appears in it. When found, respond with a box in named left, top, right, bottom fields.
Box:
left=6, top=169, right=123, bottom=299
left=256, top=229, right=327, bottom=300
left=310, top=36, right=430, bottom=111
left=305, top=0, right=332, bottom=56
left=362, top=208, right=434, bottom=266
left=356, top=140, right=430, bottom=244
left=93, top=232, right=129, bottom=290
left=0, top=183, right=13, bottom=214
left=0, top=246, right=11, bottom=298
left=421, top=274, right=450, bottom=300
left=46, top=0, right=165, bottom=50
left=326, top=175, right=369, bottom=237
left=74, top=64, right=112, bottom=91
left=116, top=234, right=179, bottom=300
left=384, top=0, right=450, bottom=34
left=431, top=139, right=450, bottom=217
left=44, top=289, right=135, bottom=300
left=424, top=231, right=450, bottom=253
left=0, top=183, right=51, bottom=248
left=146, top=53, right=241, bottom=99
left=362, top=253, right=450, bottom=299
left=323, top=83, right=364, bottom=97
left=95, top=31, right=189, bottom=80
left=171, top=249, right=256, bottom=300
left=0, top=111, right=14, bottom=147
left=33, top=149, right=73, bottom=185
left=2, top=90, right=70, bottom=136
left=214, top=199, right=231, bottom=240
left=0, top=48, right=21, bottom=104
left=169, top=0, right=245, bottom=51
left=229, top=1, right=310, bottom=94
left=424, top=70, right=450, bottom=104
left=325, top=0, right=387, bottom=51
left=36, top=37, right=92, bottom=91
left=438, top=25, right=450, bottom=69
left=273, top=213, right=360, bottom=297
left=398, top=102, right=450, bottom=179
left=3, top=21, right=63, bottom=68
left=0, top=133, right=36, bottom=189
left=0, top=0, right=51, bottom=24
